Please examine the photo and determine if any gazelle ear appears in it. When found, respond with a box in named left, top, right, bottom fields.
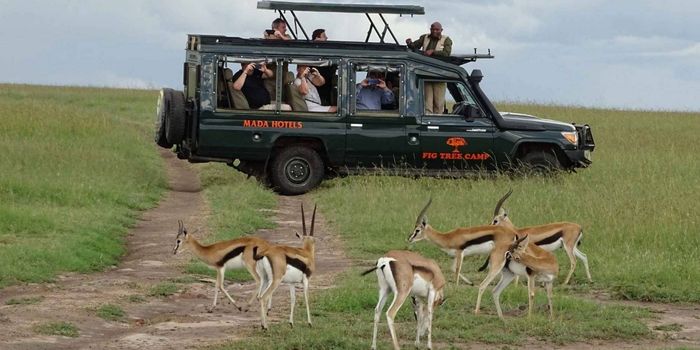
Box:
left=421, top=215, right=428, bottom=227
left=295, top=231, right=302, bottom=239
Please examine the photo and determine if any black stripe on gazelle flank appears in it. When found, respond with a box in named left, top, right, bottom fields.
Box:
left=286, top=255, right=311, bottom=276
left=459, top=234, right=494, bottom=250
left=216, top=246, right=246, bottom=267
left=534, top=231, right=563, bottom=246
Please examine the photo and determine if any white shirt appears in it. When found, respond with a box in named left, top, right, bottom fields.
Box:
left=294, top=77, right=322, bottom=105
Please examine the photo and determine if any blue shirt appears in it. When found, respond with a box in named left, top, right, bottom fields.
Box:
left=356, top=85, right=395, bottom=110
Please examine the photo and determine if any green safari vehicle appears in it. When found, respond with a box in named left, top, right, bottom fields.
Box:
left=154, top=2, right=595, bottom=194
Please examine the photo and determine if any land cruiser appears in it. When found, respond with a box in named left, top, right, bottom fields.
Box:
left=154, top=2, right=595, bottom=194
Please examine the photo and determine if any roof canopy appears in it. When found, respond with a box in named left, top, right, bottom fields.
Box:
left=257, top=1, right=424, bottom=44
left=257, top=1, right=424, bottom=15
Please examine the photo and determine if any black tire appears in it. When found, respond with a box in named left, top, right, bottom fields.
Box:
left=520, top=149, right=563, bottom=174
left=270, top=146, right=324, bottom=195
left=165, top=89, right=186, bottom=144
left=154, top=88, right=173, bottom=149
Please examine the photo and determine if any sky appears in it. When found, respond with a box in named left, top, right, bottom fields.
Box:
left=2, top=0, right=699, bottom=111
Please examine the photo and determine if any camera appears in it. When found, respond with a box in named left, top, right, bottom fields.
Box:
left=255, top=63, right=263, bottom=70
left=265, top=29, right=275, bottom=35
left=367, top=79, right=379, bottom=85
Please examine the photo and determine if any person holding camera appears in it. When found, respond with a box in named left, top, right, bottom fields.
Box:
left=264, top=18, right=292, bottom=40
left=231, top=62, right=273, bottom=109
left=356, top=70, right=395, bottom=111
left=294, top=65, right=337, bottom=112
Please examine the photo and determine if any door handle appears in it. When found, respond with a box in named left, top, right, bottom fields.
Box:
left=465, top=128, right=487, bottom=132
left=427, top=126, right=439, bottom=130
left=350, top=123, right=363, bottom=128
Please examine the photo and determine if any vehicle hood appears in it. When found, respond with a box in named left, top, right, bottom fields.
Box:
left=498, top=112, right=575, bottom=132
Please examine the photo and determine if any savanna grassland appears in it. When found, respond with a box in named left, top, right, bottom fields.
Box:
left=0, top=84, right=166, bottom=287
left=220, top=105, right=700, bottom=348
left=2, top=84, right=699, bottom=349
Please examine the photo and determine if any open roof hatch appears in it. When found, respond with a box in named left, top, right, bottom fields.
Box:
left=257, top=1, right=424, bottom=44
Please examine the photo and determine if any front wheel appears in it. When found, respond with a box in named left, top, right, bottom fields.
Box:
left=520, top=149, right=563, bottom=174
left=270, top=147, right=324, bottom=195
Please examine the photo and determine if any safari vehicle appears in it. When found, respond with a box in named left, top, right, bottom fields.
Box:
left=154, top=1, right=595, bottom=195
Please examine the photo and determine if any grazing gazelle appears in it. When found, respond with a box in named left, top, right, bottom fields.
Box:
left=482, top=234, right=559, bottom=319
left=408, top=198, right=518, bottom=285
left=362, top=250, right=446, bottom=350
left=255, top=203, right=317, bottom=330
left=491, top=189, right=591, bottom=284
left=172, top=220, right=271, bottom=312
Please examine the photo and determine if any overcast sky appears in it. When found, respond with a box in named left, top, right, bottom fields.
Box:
left=2, top=0, right=699, bottom=111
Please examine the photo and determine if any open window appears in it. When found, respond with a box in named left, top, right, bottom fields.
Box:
left=352, top=63, right=402, bottom=116
left=283, top=58, right=338, bottom=114
left=421, top=79, right=484, bottom=117
left=217, top=56, right=281, bottom=111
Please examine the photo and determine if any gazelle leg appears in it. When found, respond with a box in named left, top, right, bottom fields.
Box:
left=574, top=246, right=592, bottom=282
left=492, top=269, right=516, bottom=320
left=527, top=276, right=535, bottom=318
left=562, top=245, right=578, bottom=285
left=386, top=290, right=410, bottom=350
left=289, top=284, right=296, bottom=326
left=217, top=267, right=242, bottom=311
left=244, top=259, right=262, bottom=310
left=303, top=275, right=312, bottom=326
left=475, top=254, right=506, bottom=315
left=371, top=288, right=389, bottom=350
left=209, top=268, right=223, bottom=312
left=426, top=291, right=435, bottom=349
left=413, top=297, right=426, bottom=346
left=545, top=281, right=554, bottom=319
left=451, top=253, right=473, bottom=285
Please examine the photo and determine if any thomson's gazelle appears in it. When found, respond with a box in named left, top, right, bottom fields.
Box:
left=172, top=220, right=271, bottom=312
left=362, top=250, right=446, bottom=350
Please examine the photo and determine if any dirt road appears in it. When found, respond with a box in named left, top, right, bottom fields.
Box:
left=0, top=149, right=349, bottom=349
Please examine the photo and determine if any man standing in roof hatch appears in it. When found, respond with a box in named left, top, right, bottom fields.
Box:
left=406, top=22, right=453, bottom=114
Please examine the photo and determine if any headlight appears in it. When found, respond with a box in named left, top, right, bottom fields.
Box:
left=561, top=131, right=578, bottom=145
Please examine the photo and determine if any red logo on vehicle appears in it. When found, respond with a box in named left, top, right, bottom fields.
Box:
left=446, top=137, right=467, bottom=152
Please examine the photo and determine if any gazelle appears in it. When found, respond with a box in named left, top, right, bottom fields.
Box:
left=491, top=189, right=592, bottom=284
left=477, top=234, right=559, bottom=319
left=255, top=203, right=317, bottom=330
left=172, top=220, right=271, bottom=312
left=408, top=198, right=518, bottom=285
left=362, top=250, right=446, bottom=350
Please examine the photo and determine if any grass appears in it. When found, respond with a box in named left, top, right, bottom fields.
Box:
left=5, top=296, right=43, bottom=305
left=0, top=84, right=166, bottom=287
left=33, top=321, right=79, bottom=337
left=222, top=104, right=698, bottom=348
left=148, top=282, right=180, bottom=297
left=95, top=303, right=126, bottom=322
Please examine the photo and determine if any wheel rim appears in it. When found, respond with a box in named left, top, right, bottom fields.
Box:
left=284, top=156, right=311, bottom=184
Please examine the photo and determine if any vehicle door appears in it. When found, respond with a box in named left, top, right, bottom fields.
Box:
left=417, top=79, right=496, bottom=170
left=344, top=62, right=412, bottom=168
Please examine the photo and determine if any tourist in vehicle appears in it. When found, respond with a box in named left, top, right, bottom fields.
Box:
left=311, top=29, right=336, bottom=106
left=406, top=22, right=452, bottom=114
left=356, top=70, right=395, bottom=111
left=231, top=62, right=272, bottom=109
left=264, top=18, right=292, bottom=40
left=294, top=65, right=337, bottom=113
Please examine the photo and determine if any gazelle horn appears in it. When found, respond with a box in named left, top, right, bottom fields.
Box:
left=415, top=198, right=433, bottom=226
left=301, top=203, right=307, bottom=236
left=310, top=204, right=317, bottom=236
left=493, top=189, right=513, bottom=216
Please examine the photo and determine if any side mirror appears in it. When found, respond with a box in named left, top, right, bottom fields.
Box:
left=461, top=104, right=483, bottom=120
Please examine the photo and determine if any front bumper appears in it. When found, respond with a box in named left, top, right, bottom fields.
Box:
left=565, top=124, right=595, bottom=167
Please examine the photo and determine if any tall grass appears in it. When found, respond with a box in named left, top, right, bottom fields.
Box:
left=0, top=84, right=166, bottom=287
left=313, top=104, right=700, bottom=302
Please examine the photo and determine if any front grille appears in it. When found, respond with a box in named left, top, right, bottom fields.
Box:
left=575, top=124, right=595, bottom=151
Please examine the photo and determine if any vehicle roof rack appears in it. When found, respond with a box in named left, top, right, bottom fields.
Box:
left=257, top=1, right=424, bottom=44
left=435, top=49, right=495, bottom=65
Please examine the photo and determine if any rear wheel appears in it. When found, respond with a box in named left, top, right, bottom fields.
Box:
left=165, top=89, right=186, bottom=144
left=154, top=89, right=173, bottom=149
left=520, top=149, right=562, bottom=174
left=270, top=146, right=324, bottom=195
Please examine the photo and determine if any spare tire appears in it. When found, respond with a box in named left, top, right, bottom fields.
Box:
left=165, top=89, right=186, bottom=144
left=154, top=88, right=173, bottom=148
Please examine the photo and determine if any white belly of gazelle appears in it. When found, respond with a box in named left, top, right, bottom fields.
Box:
left=282, top=265, right=305, bottom=283
left=411, top=274, right=432, bottom=298
left=463, top=241, right=495, bottom=256
left=224, top=254, right=245, bottom=269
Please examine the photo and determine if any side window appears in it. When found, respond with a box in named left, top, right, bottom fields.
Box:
left=217, top=57, right=275, bottom=111
left=352, top=63, right=402, bottom=115
left=421, top=80, right=482, bottom=116
left=284, top=58, right=338, bottom=113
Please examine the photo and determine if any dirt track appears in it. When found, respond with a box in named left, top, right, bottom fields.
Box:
left=0, top=149, right=349, bottom=349
left=0, top=149, right=698, bottom=349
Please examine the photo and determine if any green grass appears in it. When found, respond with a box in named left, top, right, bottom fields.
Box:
left=148, top=282, right=180, bottom=297
left=33, top=321, right=79, bottom=337
left=223, top=104, right=698, bottom=348
left=0, top=84, right=166, bottom=287
left=5, top=296, right=43, bottom=305
left=95, top=303, right=126, bottom=322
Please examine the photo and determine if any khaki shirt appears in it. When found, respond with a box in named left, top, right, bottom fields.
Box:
left=408, top=34, right=453, bottom=57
